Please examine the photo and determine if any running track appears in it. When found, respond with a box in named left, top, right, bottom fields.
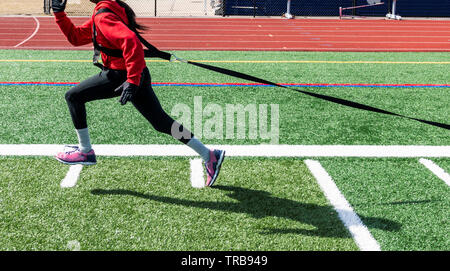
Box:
left=1, top=17, right=450, bottom=51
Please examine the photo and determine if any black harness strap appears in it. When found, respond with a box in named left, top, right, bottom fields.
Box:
left=90, top=9, right=449, bottom=131
left=92, top=8, right=170, bottom=69
left=186, top=61, right=450, bottom=130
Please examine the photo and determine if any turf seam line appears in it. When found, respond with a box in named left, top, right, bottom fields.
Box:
left=14, top=16, right=39, bottom=48
left=304, top=159, right=381, bottom=251
left=190, top=158, right=205, bottom=188
left=0, top=145, right=449, bottom=158
left=60, top=164, right=83, bottom=188
left=419, top=158, right=450, bottom=186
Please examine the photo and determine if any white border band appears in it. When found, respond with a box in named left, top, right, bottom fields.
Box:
left=0, top=144, right=449, bottom=157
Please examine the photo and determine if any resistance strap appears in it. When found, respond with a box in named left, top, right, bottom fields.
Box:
left=181, top=59, right=449, bottom=130
left=93, top=9, right=449, bottom=131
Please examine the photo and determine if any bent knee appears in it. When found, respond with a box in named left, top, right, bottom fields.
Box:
left=65, top=88, right=82, bottom=103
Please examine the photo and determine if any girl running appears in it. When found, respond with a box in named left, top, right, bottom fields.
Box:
left=51, top=0, right=224, bottom=186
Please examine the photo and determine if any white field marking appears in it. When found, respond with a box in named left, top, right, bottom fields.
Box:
left=66, top=240, right=81, bottom=251
left=419, top=158, right=450, bottom=186
left=60, top=164, right=83, bottom=188
left=190, top=159, right=205, bottom=188
left=304, top=159, right=381, bottom=251
left=0, top=144, right=449, bottom=158
left=14, top=16, right=39, bottom=48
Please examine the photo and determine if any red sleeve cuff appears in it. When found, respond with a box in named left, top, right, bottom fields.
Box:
left=54, top=11, right=67, bottom=18
left=127, top=78, right=141, bottom=86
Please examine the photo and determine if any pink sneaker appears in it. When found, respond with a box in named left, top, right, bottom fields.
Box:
left=204, top=149, right=225, bottom=187
left=55, top=145, right=97, bottom=165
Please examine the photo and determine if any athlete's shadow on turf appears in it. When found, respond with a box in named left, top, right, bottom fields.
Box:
left=91, top=185, right=401, bottom=238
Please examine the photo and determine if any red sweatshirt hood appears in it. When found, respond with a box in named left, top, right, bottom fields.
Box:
left=93, top=0, right=128, bottom=24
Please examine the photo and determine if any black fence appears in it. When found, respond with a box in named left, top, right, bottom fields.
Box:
left=221, top=0, right=450, bottom=17
left=41, top=0, right=220, bottom=17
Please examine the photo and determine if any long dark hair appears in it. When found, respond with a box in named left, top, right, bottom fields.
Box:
left=115, top=0, right=148, bottom=33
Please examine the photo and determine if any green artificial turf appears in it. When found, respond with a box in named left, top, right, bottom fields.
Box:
left=319, top=158, right=450, bottom=251
left=0, top=157, right=358, bottom=251
left=0, top=49, right=448, bottom=251
left=0, top=50, right=449, bottom=145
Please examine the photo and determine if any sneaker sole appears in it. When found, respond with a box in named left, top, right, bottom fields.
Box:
left=207, top=150, right=225, bottom=187
left=55, top=156, right=97, bottom=166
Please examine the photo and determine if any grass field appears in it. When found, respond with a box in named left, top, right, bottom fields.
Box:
left=0, top=49, right=449, bottom=251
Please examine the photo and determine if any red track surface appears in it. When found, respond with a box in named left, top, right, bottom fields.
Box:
left=1, top=17, right=450, bottom=51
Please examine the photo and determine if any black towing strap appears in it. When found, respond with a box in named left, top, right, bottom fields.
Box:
left=182, top=59, right=450, bottom=131
left=93, top=8, right=449, bottom=131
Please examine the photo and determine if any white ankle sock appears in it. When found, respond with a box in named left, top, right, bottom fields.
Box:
left=76, top=128, right=92, bottom=153
left=186, top=137, right=210, bottom=162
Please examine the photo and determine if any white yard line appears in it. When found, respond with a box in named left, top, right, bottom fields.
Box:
left=0, top=144, right=449, bottom=157
left=60, top=164, right=83, bottom=188
left=14, top=16, right=39, bottom=48
left=304, top=159, right=381, bottom=251
left=190, top=159, right=205, bottom=188
left=419, top=158, right=450, bottom=186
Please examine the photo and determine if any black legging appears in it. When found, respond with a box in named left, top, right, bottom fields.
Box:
left=64, top=67, right=193, bottom=144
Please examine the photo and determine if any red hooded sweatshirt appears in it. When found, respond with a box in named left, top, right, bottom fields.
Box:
left=54, top=0, right=146, bottom=86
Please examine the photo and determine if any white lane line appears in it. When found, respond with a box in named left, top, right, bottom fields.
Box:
left=419, top=158, right=450, bottom=186
left=304, top=159, right=381, bottom=251
left=190, top=158, right=205, bottom=188
left=60, top=164, right=83, bottom=188
left=0, top=144, right=449, bottom=158
left=14, top=16, right=40, bottom=48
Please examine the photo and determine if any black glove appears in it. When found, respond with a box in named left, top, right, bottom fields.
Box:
left=114, top=81, right=139, bottom=105
left=52, top=0, right=67, bottom=13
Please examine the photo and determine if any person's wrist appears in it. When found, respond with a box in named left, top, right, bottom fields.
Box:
left=53, top=11, right=66, bottom=17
